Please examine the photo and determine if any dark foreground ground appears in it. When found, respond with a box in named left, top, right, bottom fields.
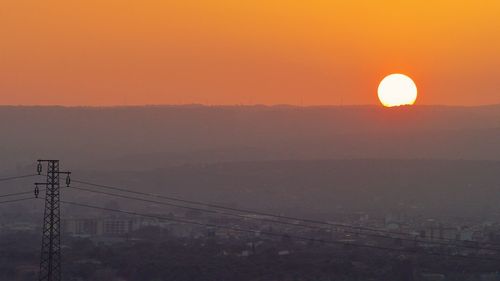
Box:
left=3, top=231, right=500, bottom=281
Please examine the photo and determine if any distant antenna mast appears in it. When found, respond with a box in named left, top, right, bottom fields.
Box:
left=35, top=160, right=71, bottom=281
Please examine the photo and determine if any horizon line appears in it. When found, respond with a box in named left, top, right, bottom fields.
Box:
left=0, top=103, right=498, bottom=109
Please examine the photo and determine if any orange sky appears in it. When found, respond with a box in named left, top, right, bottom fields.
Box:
left=1, top=1, right=500, bottom=106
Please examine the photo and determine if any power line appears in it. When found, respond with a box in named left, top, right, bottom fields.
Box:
left=0, top=197, right=35, bottom=204
left=0, top=182, right=494, bottom=260
left=54, top=197, right=500, bottom=262
left=0, top=174, right=37, bottom=183
left=66, top=185, right=500, bottom=252
left=6, top=186, right=486, bottom=253
left=0, top=190, right=34, bottom=198
left=72, top=178, right=500, bottom=247
left=73, top=179, right=389, bottom=231
left=0, top=188, right=49, bottom=199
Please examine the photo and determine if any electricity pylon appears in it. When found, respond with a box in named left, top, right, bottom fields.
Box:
left=35, top=160, right=71, bottom=281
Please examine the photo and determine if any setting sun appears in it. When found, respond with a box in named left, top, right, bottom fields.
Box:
left=377, top=74, right=418, bottom=107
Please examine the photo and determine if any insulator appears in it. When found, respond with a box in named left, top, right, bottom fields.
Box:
left=37, top=162, right=42, bottom=175
left=65, top=174, right=71, bottom=187
left=34, top=185, right=39, bottom=198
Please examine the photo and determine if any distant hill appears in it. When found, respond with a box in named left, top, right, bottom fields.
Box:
left=2, top=106, right=500, bottom=217
left=1, top=105, right=500, bottom=171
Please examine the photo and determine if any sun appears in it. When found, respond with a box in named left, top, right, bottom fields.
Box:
left=377, top=74, right=417, bottom=107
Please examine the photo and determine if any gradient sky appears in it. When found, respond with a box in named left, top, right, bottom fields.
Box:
left=1, top=1, right=500, bottom=106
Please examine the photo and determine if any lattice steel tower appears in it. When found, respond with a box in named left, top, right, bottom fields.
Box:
left=35, top=160, right=71, bottom=281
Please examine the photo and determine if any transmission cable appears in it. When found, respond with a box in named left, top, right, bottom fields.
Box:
left=0, top=174, right=38, bottom=183
left=53, top=197, right=500, bottom=262
left=66, top=185, right=500, bottom=252
left=0, top=197, right=36, bottom=204
left=72, top=178, right=500, bottom=247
